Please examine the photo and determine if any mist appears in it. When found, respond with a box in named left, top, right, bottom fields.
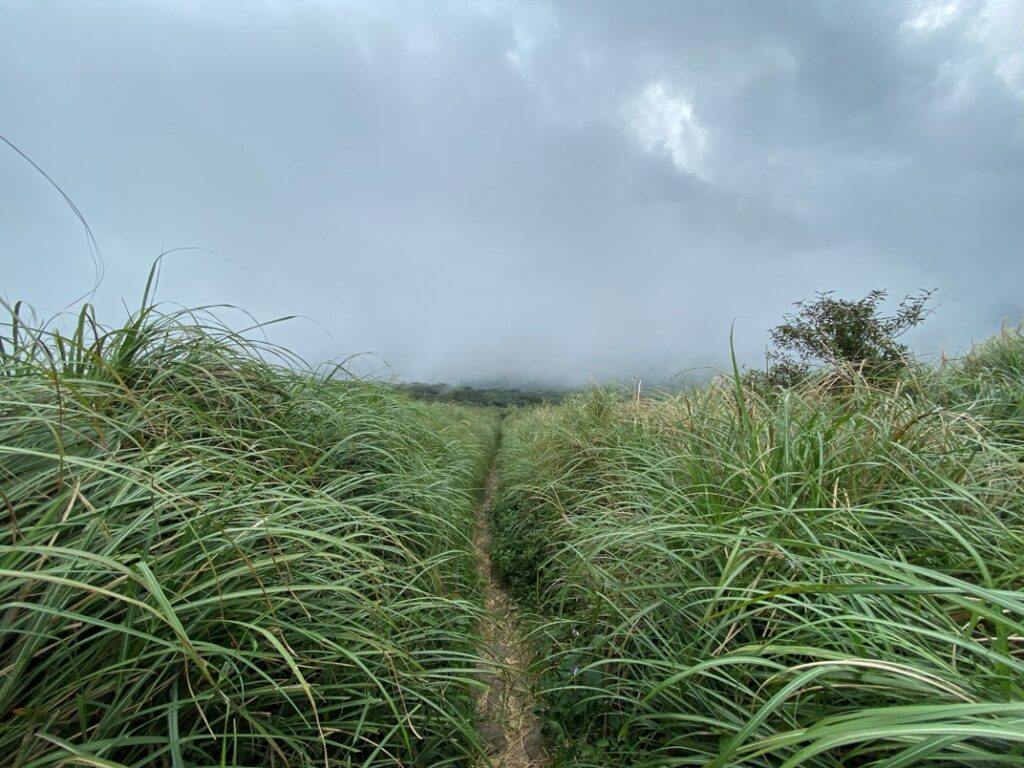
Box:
left=2, top=0, right=1023, bottom=386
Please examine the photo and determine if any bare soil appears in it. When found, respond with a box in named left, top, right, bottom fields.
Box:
left=473, top=464, right=548, bottom=767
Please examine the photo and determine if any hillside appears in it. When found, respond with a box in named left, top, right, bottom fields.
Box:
left=3, top=296, right=1023, bottom=767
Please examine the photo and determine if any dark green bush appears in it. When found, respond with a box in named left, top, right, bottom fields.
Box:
left=752, top=289, right=935, bottom=389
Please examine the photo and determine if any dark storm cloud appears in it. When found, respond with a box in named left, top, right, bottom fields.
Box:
left=2, top=0, right=1022, bottom=384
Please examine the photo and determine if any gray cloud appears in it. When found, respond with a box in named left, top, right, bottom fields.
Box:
left=2, top=0, right=1022, bottom=384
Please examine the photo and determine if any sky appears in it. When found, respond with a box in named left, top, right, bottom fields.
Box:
left=2, top=0, right=1023, bottom=386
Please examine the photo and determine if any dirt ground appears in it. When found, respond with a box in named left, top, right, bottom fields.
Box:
left=473, top=465, right=548, bottom=767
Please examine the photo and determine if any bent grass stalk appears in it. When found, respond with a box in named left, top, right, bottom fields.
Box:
left=493, top=336, right=1024, bottom=766
left=0, top=295, right=498, bottom=766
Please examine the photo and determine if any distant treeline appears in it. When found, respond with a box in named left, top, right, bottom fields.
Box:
left=398, top=382, right=570, bottom=408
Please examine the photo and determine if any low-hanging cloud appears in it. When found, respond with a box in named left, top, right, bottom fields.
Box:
left=2, top=0, right=1022, bottom=385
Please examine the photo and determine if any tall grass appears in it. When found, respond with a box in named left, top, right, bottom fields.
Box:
left=0, top=292, right=498, bottom=766
left=493, top=332, right=1024, bottom=766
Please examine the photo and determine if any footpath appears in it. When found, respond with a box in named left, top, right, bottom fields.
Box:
left=473, top=458, right=548, bottom=767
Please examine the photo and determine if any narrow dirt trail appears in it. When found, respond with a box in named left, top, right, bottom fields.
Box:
left=474, top=460, right=548, bottom=767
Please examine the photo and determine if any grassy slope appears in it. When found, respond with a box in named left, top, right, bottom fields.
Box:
left=494, top=328, right=1024, bottom=766
left=0, top=300, right=498, bottom=767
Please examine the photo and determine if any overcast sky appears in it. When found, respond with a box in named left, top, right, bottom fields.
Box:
left=2, top=0, right=1022, bottom=385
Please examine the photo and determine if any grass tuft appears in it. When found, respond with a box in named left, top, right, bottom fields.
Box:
left=0, top=294, right=498, bottom=767
left=494, top=335, right=1024, bottom=766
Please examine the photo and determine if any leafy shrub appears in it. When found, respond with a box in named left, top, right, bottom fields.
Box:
left=754, top=289, right=935, bottom=388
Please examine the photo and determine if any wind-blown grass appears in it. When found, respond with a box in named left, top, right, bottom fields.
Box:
left=493, top=333, right=1024, bottom=766
left=0, top=292, right=497, bottom=766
